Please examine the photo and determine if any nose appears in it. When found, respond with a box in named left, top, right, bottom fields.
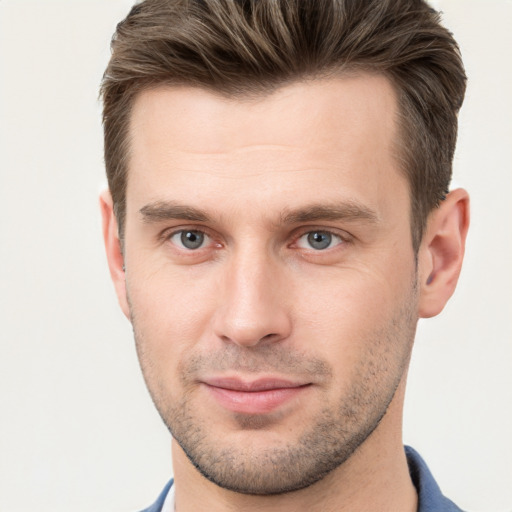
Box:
left=212, top=249, right=292, bottom=347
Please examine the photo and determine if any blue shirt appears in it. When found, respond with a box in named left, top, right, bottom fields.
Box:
left=140, top=446, right=464, bottom=511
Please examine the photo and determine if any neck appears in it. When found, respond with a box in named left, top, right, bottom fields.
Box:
left=171, top=379, right=417, bottom=512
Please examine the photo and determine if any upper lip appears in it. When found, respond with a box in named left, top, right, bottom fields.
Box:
left=202, top=377, right=310, bottom=392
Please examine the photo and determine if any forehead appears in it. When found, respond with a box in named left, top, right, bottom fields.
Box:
left=126, top=74, right=407, bottom=224
left=129, top=73, right=398, bottom=157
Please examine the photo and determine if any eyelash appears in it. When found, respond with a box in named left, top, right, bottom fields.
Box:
left=293, top=229, right=347, bottom=251
left=163, top=227, right=218, bottom=251
left=162, top=226, right=351, bottom=255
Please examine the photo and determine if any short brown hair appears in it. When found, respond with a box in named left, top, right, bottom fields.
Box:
left=101, top=0, right=466, bottom=250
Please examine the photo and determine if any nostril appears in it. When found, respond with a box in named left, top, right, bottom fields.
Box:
left=218, top=331, right=285, bottom=347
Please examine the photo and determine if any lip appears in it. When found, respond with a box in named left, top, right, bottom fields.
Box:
left=201, top=377, right=311, bottom=414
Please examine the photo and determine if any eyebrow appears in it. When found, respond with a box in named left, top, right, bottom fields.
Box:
left=140, top=201, right=210, bottom=223
left=280, top=202, right=379, bottom=225
left=139, top=200, right=379, bottom=225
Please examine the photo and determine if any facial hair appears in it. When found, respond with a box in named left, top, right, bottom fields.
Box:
left=130, top=281, right=418, bottom=496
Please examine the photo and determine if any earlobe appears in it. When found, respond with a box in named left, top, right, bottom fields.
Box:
left=99, top=189, right=131, bottom=319
left=418, top=188, right=470, bottom=318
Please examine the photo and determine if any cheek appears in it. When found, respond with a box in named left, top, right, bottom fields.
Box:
left=292, top=265, right=417, bottom=381
left=295, top=264, right=401, bottom=333
left=127, top=268, right=219, bottom=373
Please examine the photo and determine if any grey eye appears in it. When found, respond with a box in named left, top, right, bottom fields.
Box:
left=170, top=230, right=207, bottom=250
left=296, top=230, right=343, bottom=251
left=307, top=231, right=332, bottom=250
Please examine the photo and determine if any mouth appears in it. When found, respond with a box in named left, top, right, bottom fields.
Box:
left=201, top=377, right=312, bottom=414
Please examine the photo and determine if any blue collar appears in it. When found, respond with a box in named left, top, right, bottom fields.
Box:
left=140, top=478, right=173, bottom=512
left=405, top=445, right=464, bottom=511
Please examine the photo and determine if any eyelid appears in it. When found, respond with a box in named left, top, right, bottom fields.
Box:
left=158, top=224, right=352, bottom=255
left=291, top=226, right=352, bottom=245
left=170, top=230, right=209, bottom=250
left=161, top=225, right=221, bottom=249
left=297, top=232, right=343, bottom=251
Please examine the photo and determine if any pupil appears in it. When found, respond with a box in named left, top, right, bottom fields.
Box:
left=181, top=230, right=204, bottom=249
left=308, top=231, right=331, bottom=250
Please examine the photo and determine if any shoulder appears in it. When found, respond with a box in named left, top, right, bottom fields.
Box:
left=138, top=479, right=174, bottom=512
left=405, top=446, right=465, bottom=512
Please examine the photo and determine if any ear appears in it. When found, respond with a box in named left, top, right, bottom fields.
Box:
left=418, top=188, right=470, bottom=318
left=99, top=189, right=130, bottom=319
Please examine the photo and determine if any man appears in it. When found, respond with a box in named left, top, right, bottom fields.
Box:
left=99, top=0, right=469, bottom=510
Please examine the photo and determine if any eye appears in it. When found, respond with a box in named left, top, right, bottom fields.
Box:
left=296, top=230, right=344, bottom=251
left=169, top=230, right=209, bottom=250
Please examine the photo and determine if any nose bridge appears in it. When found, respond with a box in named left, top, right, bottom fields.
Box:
left=214, top=241, right=291, bottom=347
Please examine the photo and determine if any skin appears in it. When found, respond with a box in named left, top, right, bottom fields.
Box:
left=101, top=74, right=469, bottom=511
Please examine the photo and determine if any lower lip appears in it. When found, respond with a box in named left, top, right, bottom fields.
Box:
left=204, top=384, right=309, bottom=414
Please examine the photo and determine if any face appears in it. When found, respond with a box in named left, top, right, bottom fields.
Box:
left=121, top=75, right=419, bottom=494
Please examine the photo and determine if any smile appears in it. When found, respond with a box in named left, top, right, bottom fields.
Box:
left=201, top=377, right=312, bottom=414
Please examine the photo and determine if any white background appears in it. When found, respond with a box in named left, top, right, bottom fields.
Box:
left=0, top=1, right=510, bottom=511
